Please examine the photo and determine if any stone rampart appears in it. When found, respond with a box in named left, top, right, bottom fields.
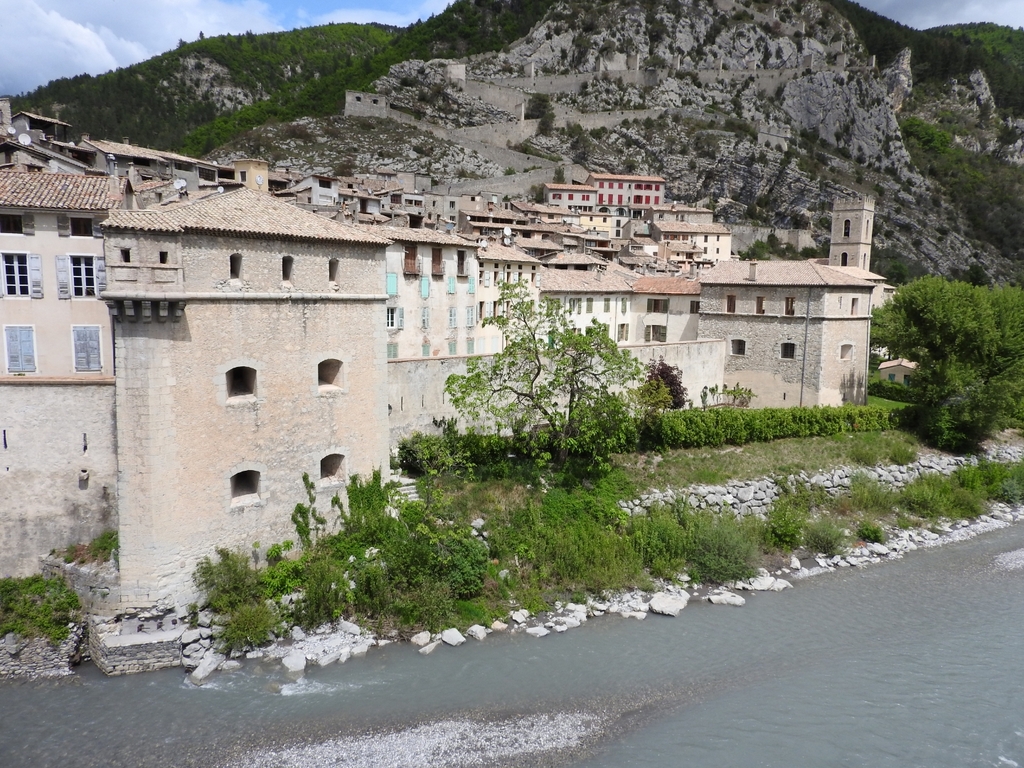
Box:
left=0, top=623, right=85, bottom=679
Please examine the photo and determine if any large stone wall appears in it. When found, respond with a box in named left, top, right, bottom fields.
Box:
left=622, top=340, right=726, bottom=398
left=0, top=382, right=118, bottom=577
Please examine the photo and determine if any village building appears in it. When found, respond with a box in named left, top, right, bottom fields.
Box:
left=99, top=188, right=392, bottom=607
left=631, top=275, right=702, bottom=343
left=697, top=260, right=875, bottom=407
left=587, top=172, right=667, bottom=238
left=78, top=137, right=220, bottom=192
left=538, top=262, right=636, bottom=343
left=649, top=220, right=733, bottom=261
left=0, top=171, right=135, bottom=577
left=474, top=240, right=542, bottom=354
left=542, top=182, right=597, bottom=212
left=878, top=358, right=916, bottom=385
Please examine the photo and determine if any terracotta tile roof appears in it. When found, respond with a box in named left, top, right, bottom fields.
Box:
left=539, top=263, right=636, bottom=293
left=699, top=260, right=875, bottom=287
left=373, top=226, right=476, bottom=247
left=632, top=276, right=702, bottom=295
left=810, top=259, right=887, bottom=282
left=649, top=203, right=712, bottom=213
left=0, top=171, right=127, bottom=210
left=0, top=139, right=91, bottom=170
left=510, top=201, right=573, bottom=216
left=542, top=252, right=606, bottom=266
left=544, top=183, right=597, bottom=191
left=475, top=239, right=541, bottom=264
left=651, top=221, right=731, bottom=234
left=878, top=358, right=917, bottom=370
left=104, top=188, right=391, bottom=245
left=14, top=111, right=72, bottom=127
left=587, top=173, right=666, bottom=183
left=83, top=138, right=213, bottom=167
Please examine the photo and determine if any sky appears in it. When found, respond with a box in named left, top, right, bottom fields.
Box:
left=2, top=0, right=1024, bottom=97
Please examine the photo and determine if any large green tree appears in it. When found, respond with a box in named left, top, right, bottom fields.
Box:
left=872, top=276, right=1024, bottom=450
left=445, top=280, right=641, bottom=464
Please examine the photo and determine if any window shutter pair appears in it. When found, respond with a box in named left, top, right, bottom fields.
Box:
left=448, top=307, right=457, bottom=328
left=421, top=307, right=430, bottom=329
left=5, top=326, right=35, bottom=372
left=467, top=277, right=476, bottom=294
left=466, top=306, right=476, bottom=327
left=73, top=327, right=101, bottom=371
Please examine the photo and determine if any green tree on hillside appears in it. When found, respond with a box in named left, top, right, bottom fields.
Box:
left=445, top=280, right=641, bottom=465
left=872, top=277, right=1024, bottom=450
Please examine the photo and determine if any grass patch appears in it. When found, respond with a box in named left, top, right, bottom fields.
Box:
left=0, top=575, right=81, bottom=645
left=868, top=395, right=911, bottom=411
left=58, top=529, right=119, bottom=565
left=803, top=518, right=849, bottom=557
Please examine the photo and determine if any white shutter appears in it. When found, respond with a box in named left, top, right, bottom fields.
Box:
left=95, top=256, right=107, bottom=293
left=466, top=306, right=475, bottom=327
left=28, top=254, right=42, bottom=298
left=397, top=307, right=404, bottom=329
left=448, top=307, right=457, bottom=328
left=484, top=272, right=491, bottom=288
left=21, top=214, right=34, bottom=236
left=73, top=326, right=101, bottom=371
left=57, top=215, right=70, bottom=237
left=5, top=327, right=20, bottom=371
left=421, top=307, right=430, bottom=330
left=5, top=326, right=35, bottom=372
left=55, top=255, right=70, bottom=299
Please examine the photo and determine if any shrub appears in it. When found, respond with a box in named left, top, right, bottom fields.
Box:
left=193, top=549, right=261, bottom=615
left=61, top=529, right=120, bottom=565
left=856, top=520, right=887, bottom=544
left=295, top=555, right=349, bottom=628
left=803, top=518, right=848, bottom=556
left=847, top=474, right=898, bottom=517
left=678, top=510, right=759, bottom=584
left=220, top=601, right=279, bottom=652
left=868, top=379, right=916, bottom=403
left=0, top=575, right=81, bottom=645
left=629, top=507, right=689, bottom=578
left=888, top=443, right=917, bottom=465
left=764, top=496, right=806, bottom=551
left=898, top=473, right=984, bottom=520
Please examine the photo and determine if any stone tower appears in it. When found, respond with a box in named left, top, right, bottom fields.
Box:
left=829, top=196, right=875, bottom=271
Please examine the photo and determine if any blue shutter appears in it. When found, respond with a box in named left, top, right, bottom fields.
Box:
left=420, top=277, right=429, bottom=298
left=468, top=276, right=476, bottom=294
left=6, top=326, right=35, bottom=372
left=386, top=272, right=398, bottom=295
left=447, top=277, right=456, bottom=294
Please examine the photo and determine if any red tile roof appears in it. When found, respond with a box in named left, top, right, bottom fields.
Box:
left=0, top=171, right=127, bottom=211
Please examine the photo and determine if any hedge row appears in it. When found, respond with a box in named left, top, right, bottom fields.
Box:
left=867, top=379, right=916, bottom=403
left=647, top=406, right=898, bottom=450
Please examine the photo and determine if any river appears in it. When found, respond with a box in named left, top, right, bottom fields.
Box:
left=2, top=522, right=1023, bottom=768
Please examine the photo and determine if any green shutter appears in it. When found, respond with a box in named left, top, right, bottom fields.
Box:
left=447, top=277, right=456, bottom=294
left=468, top=276, right=476, bottom=294
left=386, top=272, right=398, bottom=295
left=421, top=277, right=429, bottom=298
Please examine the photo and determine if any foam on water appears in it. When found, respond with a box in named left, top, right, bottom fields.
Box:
left=994, top=548, right=1024, bottom=571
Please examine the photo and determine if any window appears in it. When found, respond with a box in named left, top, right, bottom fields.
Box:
left=840, top=344, right=854, bottom=361
left=843, top=219, right=851, bottom=238
left=457, top=249, right=467, bottom=276
left=0, top=214, right=23, bottom=234
left=282, top=256, right=294, bottom=283
left=158, top=251, right=168, bottom=265
left=72, top=326, right=102, bottom=371
left=621, top=297, right=628, bottom=313
left=70, top=218, right=93, bottom=237
left=464, top=338, right=474, bottom=355
left=421, top=344, right=430, bottom=357
left=756, top=296, right=765, bottom=315
left=432, top=247, right=443, bottom=277
left=318, top=359, right=342, bottom=389
left=888, top=373, right=896, bottom=382
left=731, top=339, right=746, bottom=356
left=226, top=366, right=256, bottom=399
left=387, top=343, right=399, bottom=359
left=617, top=323, right=629, bottom=341
left=689, top=300, right=700, bottom=314
left=318, top=178, right=331, bottom=189
left=199, top=167, right=216, bottom=182
left=421, top=277, right=430, bottom=299
left=726, top=294, right=736, bottom=313
left=586, top=297, right=594, bottom=313
left=850, top=297, right=859, bottom=315
left=448, top=341, right=457, bottom=355
left=840, top=252, right=848, bottom=266
left=780, top=342, right=796, bottom=359
left=403, top=244, right=418, bottom=275
left=466, top=306, right=476, bottom=327
left=784, top=296, right=796, bottom=316
left=239, top=171, right=247, bottom=183
left=70, top=256, right=97, bottom=296
left=644, top=325, right=667, bottom=342
left=3, top=254, right=29, bottom=296
left=448, top=307, right=458, bottom=328
left=421, top=307, right=430, bottom=330
left=386, top=307, right=403, bottom=329
left=120, top=248, right=131, bottom=263
left=230, top=470, right=260, bottom=503
left=320, top=454, right=344, bottom=485
left=230, top=253, right=242, bottom=280
left=647, top=298, right=668, bottom=313
left=4, top=326, right=35, bottom=372
left=604, top=298, right=611, bottom=313
left=447, top=277, right=456, bottom=294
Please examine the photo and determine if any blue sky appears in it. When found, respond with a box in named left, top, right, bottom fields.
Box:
left=3, top=0, right=1023, bottom=96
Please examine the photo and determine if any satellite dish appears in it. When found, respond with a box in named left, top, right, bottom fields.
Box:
left=503, top=226, right=512, bottom=237
left=217, top=186, right=224, bottom=193
left=502, top=237, right=511, bottom=246
left=17, top=133, right=31, bottom=146
left=6, top=126, right=15, bottom=135
left=174, top=178, right=187, bottom=190
left=255, top=174, right=264, bottom=185
left=445, top=222, right=455, bottom=231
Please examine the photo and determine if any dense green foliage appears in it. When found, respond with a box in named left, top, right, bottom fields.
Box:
left=867, top=379, right=915, bottom=403
left=937, top=23, right=1024, bottom=74
left=828, top=1, right=1024, bottom=115
left=872, top=278, right=1024, bottom=451
left=12, top=0, right=556, bottom=154
left=0, top=575, right=80, bottom=645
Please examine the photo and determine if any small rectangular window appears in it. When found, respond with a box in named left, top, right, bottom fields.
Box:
left=386, top=307, right=398, bottom=329
left=617, top=323, right=629, bottom=342
left=230, top=470, right=260, bottom=502
left=404, top=244, right=418, bottom=275
left=70, top=256, right=97, bottom=296
left=385, top=272, right=398, bottom=295
left=785, top=296, right=796, bottom=316
left=4, top=325, right=36, bottom=372
left=448, top=307, right=457, bottom=328
left=466, top=338, right=475, bottom=355
left=647, top=298, right=668, bottom=313
left=851, top=297, right=859, bottom=316
left=230, top=253, right=242, bottom=280
left=756, top=296, right=765, bottom=315
left=621, top=298, right=628, bottom=314
left=781, top=342, right=796, bottom=359
left=731, top=339, right=746, bottom=356
left=447, top=277, right=456, bottom=294
left=604, top=297, right=611, bottom=313
left=0, top=215, right=23, bottom=234
left=282, top=256, right=294, bottom=283
left=421, top=307, right=430, bottom=330
left=448, top=341, right=457, bottom=355
left=159, top=251, right=168, bottom=264
left=457, top=250, right=467, bottom=276
left=689, top=300, right=700, bottom=313
left=586, top=297, right=594, bottom=313
left=432, top=247, right=443, bottom=277
left=421, top=344, right=430, bottom=357
left=3, top=254, right=29, bottom=296
left=841, top=343, right=854, bottom=360
left=72, top=326, right=102, bottom=371
left=70, top=218, right=93, bottom=237
left=387, top=343, right=399, bottom=359
left=726, top=295, right=736, bottom=313
left=466, top=306, right=476, bottom=327
left=120, top=248, right=131, bottom=263
left=644, top=325, right=667, bottom=342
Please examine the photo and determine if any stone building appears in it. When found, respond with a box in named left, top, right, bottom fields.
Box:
left=697, top=260, right=874, bottom=407
left=538, top=262, right=636, bottom=343
left=631, top=275, right=702, bottom=343
left=100, top=188, right=392, bottom=608
left=0, top=172, right=132, bottom=576
left=380, top=227, right=480, bottom=359
left=828, top=196, right=874, bottom=270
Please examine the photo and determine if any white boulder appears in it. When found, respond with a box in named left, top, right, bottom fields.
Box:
left=418, top=640, right=441, bottom=655
left=441, top=628, right=466, bottom=646
left=511, top=609, right=530, bottom=624
left=525, top=626, right=550, bottom=637
left=708, top=590, right=746, bottom=607
left=188, top=651, right=225, bottom=685
left=410, top=631, right=432, bottom=647
left=490, top=620, right=508, bottom=631
left=466, top=625, right=487, bottom=641
left=649, top=592, right=688, bottom=617
left=281, top=651, right=307, bottom=674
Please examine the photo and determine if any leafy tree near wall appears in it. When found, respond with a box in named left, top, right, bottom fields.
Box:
left=871, top=277, right=1024, bottom=450
left=445, top=280, right=642, bottom=465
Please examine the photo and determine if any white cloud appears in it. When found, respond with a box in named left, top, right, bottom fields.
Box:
left=312, top=0, right=452, bottom=28
left=1, top=0, right=283, bottom=95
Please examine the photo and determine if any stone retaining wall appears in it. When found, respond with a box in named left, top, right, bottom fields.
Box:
left=621, top=448, right=1024, bottom=518
left=0, top=623, right=85, bottom=679
left=89, top=621, right=184, bottom=676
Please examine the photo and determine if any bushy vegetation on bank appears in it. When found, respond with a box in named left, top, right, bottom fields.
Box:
left=0, top=576, right=80, bottom=645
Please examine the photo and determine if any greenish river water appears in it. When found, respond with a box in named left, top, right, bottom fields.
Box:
left=2, top=523, right=1023, bottom=768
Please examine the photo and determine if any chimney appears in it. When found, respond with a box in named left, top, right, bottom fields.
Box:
left=122, top=137, right=130, bottom=145
left=80, top=133, right=90, bottom=142
left=0, top=98, right=11, bottom=130
left=748, top=260, right=758, bottom=281
left=106, top=153, right=117, bottom=176
left=689, top=262, right=697, bottom=279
